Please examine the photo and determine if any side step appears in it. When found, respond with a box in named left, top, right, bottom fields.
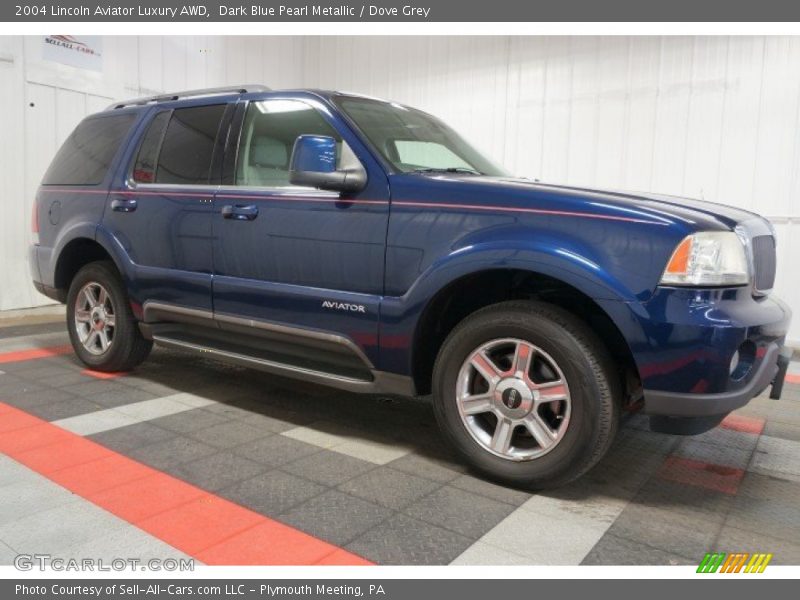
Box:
left=148, top=332, right=413, bottom=396
left=151, top=333, right=376, bottom=391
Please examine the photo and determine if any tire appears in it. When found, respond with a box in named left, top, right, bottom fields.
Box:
left=66, top=260, right=152, bottom=372
left=431, top=300, right=620, bottom=489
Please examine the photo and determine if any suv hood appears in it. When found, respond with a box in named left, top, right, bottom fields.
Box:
left=425, top=175, right=762, bottom=230
left=539, top=182, right=759, bottom=228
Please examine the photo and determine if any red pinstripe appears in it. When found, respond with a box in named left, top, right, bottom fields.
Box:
left=391, top=199, right=663, bottom=224
left=38, top=187, right=665, bottom=224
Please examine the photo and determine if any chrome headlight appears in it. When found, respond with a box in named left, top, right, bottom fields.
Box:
left=660, top=231, right=750, bottom=287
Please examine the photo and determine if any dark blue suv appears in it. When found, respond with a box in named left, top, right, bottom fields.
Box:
left=30, top=85, right=792, bottom=488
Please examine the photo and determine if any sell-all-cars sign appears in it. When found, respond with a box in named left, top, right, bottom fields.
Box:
left=42, top=35, right=103, bottom=71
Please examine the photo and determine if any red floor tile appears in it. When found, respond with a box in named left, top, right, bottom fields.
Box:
left=0, top=402, right=372, bottom=566
left=197, top=520, right=342, bottom=566
left=138, top=495, right=264, bottom=556
left=721, top=413, right=765, bottom=435
left=88, top=473, right=207, bottom=523
left=81, top=369, right=124, bottom=380
left=316, top=549, right=374, bottom=566
left=49, top=454, right=155, bottom=496
left=0, top=422, right=73, bottom=453
left=0, top=409, right=46, bottom=433
left=657, top=455, right=745, bottom=495
left=13, top=436, right=113, bottom=474
left=0, top=345, right=73, bottom=364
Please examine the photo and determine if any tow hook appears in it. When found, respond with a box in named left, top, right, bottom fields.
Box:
left=770, top=347, right=793, bottom=400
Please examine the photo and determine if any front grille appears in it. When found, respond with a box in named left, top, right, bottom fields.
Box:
left=752, top=235, right=776, bottom=293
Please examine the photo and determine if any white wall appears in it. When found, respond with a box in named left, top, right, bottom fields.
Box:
left=1, top=35, right=798, bottom=344
left=0, top=35, right=309, bottom=312
left=311, top=36, right=800, bottom=344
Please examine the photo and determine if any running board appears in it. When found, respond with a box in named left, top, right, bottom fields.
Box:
left=150, top=334, right=414, bottom=396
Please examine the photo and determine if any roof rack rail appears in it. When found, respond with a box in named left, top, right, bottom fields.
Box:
left=106, top=84, right=271, bottom=110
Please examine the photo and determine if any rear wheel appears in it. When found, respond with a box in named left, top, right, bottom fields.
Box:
left=66, top=261, right=152, bottom=371
left=432, top=300, right=619, bottom=489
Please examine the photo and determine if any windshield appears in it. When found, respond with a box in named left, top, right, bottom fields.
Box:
left=335, top=96, right=509, bottom=176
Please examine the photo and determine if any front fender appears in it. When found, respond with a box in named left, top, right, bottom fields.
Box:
left=405, top=236, right=639, bottom=306
left=379, top=236, right=638, bottom=377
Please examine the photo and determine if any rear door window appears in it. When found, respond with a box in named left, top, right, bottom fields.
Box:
left=155, top=105, right=226, bottom=185
left=42, top=113, right=136, bottom=186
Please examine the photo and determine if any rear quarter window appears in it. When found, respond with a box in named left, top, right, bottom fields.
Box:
left=132, top=110, right=170, bottom=183
left=42, top=113, right=137, bottom=186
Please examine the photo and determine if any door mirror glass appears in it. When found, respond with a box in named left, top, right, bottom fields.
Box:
left=289, top=135, right=366, bottom=194
left=291, top=135, right=337, bottom=173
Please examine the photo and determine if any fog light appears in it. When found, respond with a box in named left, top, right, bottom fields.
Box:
left=730, top=340, right=756, bottom=381
left=729, top=350, right=740, bottom=375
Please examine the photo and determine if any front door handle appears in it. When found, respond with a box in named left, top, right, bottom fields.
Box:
left=221, top=204, right=259, bottom=221
left=110, top=198, right=138, bottom=212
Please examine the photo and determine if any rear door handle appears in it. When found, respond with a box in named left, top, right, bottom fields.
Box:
left=111, top=198, right=138, bottom=213
left=221, top=204, right=259, bottom=221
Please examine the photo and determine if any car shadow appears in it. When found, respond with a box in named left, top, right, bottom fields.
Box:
left=105, top=345, right=699, bottom=508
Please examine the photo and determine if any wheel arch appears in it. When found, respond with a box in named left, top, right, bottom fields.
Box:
left=54, top=238, right=115, bottom=291
left=410, top=267, right=642, bottom=405
left=52, top=228, right=129, bottom=299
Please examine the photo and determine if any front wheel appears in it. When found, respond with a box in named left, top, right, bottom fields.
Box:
left=432, top=300, right=619, bottom=489
left=66, top=261, right=152, bottom=372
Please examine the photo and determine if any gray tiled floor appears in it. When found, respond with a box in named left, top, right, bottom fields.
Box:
left=125, top=435, right=219, bottom=468
left=279, top=489, right=394, bottom=546
left=403, top=485, right=512, bottom=538
left=186, top=419, right=274, bottom=449
left=221, top=470, right=327, bottom=515
left=604, top=502, right=721, bottom=559
left=282, top=449, right=377, bottom=486
left=2, top=324, right=800, bottom=566
left=0, top=475, right=82, bottom=527
left=89, top=421, right=177, bottom=452
left=346, top=513, right=473, bottom=565
left=388, top=452, right=465, bottom=483
left=581, top=533, right=695, bottom=566
left=231, top=434, right=322, bottom=467
left=164, top=450, right=269, bottom=492
left=0, top=455, right=192, bottom=563
left=448, top=473, right=533, bottom=506
left=337, top=468, right=442, bottom=510
left=714, top=524, right=800, bottom=564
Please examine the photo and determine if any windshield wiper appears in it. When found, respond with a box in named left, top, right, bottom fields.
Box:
left=409, top=167, right=483, bottom=175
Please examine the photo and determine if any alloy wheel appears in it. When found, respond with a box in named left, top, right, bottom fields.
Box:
left=455, top=338, right=571, bottom=461
left=74, top=282, right=116, bottom=356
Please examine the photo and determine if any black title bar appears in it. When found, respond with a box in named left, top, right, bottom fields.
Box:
left=5, top=0, right=800, bottom=22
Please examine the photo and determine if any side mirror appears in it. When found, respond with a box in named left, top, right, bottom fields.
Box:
left=289, top=135, right=366, bottom=194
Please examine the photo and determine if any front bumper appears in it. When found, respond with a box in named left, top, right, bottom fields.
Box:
left=600, top=287, right=792, bottom=434
left=644, top=342, right=791, bottom=417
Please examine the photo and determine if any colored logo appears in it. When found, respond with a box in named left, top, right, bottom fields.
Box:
left=697, top=552, right=772, bottom=573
